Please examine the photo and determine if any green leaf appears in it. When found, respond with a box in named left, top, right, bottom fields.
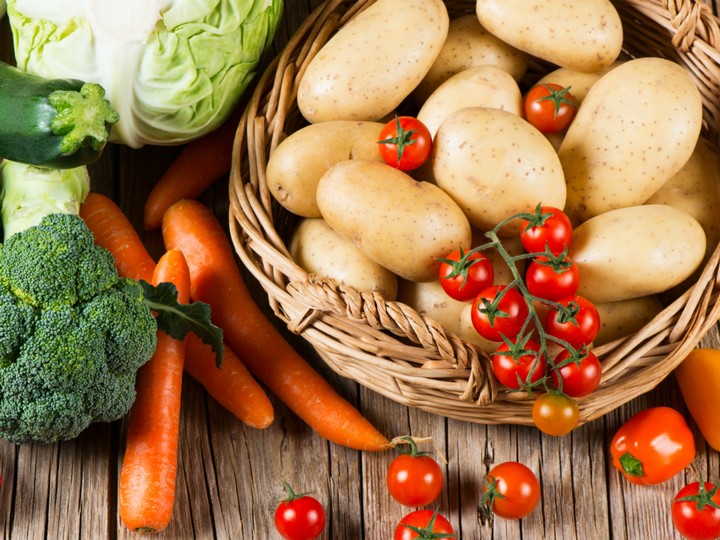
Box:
left=139, top=280, right=224, bottom=367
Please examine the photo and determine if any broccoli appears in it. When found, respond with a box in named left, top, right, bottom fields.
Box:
left=0, top=160, right=222, bottom=444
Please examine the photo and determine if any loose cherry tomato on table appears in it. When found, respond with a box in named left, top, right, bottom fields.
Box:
left=471, top=285, right=529, bottom=342
left=532, top=392, right=580, bottom=436
left=550, top=348, right=602, bottom=397
left=525, top=256, right=580, bottom=301
left=519, top=205, right=573, bottom=256
left=274, top=483, right=326, bottom=540
left=492, top=336, right=547, bottom=390
left=523, top=83, right=578, bottom=133
left=610, top=406, right=696, bottom=485
left=387, top=437, right=444, bottom=507
left=393, top=509, right=455, bottom=540
left=672, top=480, right=720, bottom=540
left=437, top=247, right=494, bottom=302
left=545, top=295, right=600, bottom=349
left=377, top=115, right=433, bottom=172
left=481, top=461, right=541, bottom=520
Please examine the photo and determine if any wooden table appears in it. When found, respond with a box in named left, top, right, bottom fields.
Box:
left=1, top=2, right=719, bottom=539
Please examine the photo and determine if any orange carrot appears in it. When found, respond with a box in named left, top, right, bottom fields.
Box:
left=80, top=192, right=156, bottom=283
left=185, top=334, right=274, bottom=429
left=162, top=199, right=391, bottom=452
left=118, top=249, right=190, bottom=534
left=143, top=110, right=240, bottom=231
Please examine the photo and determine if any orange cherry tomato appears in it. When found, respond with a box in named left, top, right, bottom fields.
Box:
left=531, top=392, right=579, bottom=436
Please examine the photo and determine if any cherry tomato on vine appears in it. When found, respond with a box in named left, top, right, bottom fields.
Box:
left=523, top=83, right=578, bottom=134
left=393, top=509, right=455, bottom=540
left=377, top=116, right=433, bottom=171
left=672, top=481, right=720, bottom=540
left=525, top=256, right=580, bottom=301
left=532, top=392, right=580, bottom=436
left=471, top=285, right=529, bottom=342
left=492, top=337, right=547, bottom=390
left=482, top=461, right=541, bottom=520
left=519, top=205, right=573, bottom=256
left=274, top=483, right=326, bottom=540
left=387, top=437, right=444, bottom=507
left=438, top=248, right=494, bottom=302
left=545, top=295, right=600, bottom=349
left=550, top=348, right=602, bottom=397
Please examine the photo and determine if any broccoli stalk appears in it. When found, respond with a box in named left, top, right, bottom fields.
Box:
left=0, top=160, right=223, bottom=444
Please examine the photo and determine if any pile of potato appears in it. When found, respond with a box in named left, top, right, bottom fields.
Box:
left=267, top=0, right=720, bottom=354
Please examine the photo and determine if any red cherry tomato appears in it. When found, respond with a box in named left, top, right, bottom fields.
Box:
left=545, top=295, right=600, bottom=349
left=519, top=206, right=573, bottom=256
left=672, top=481, right=720, bottom=540
left=471, top=285, right=529, bottom=342
left=482, top=461, right=541, bottom=520
left=393, top=509, right=455, bottom=540
left=492, top=337, right=547, bottom=389
left=274, top=484, right=326, bottom=540
left=524, top=83, right=578, bottom=133
left=550, top=348, right=602, bottom=397
left=532, top=392, right=580, bottom=436
left=378, top=116, right=433, bottom=171
left=386, top=438, right=444, bottom=507
left=525, top=256, right=580, bottom=301
left=438, top=248, right=494, bottom=302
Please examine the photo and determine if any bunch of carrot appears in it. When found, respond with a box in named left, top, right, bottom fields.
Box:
left=80, top=187, right=389, bottom=533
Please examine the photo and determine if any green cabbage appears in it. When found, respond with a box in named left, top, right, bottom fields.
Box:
left=7, top=0, right=282, bottom=148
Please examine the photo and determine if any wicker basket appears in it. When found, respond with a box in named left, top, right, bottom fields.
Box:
left=228, top=0, right=720, bottom=426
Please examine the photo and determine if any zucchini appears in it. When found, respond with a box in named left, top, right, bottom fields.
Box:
left=0, top=61, right=119, bottom=168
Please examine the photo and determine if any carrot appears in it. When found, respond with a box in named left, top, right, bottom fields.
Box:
left=162, top=199, right=391, bottom=452
left=185, top=334, right=274, bottom=429
left=143, top=109, right=240, bottom=231
left=80, top=192, right=156, bottom=283
left=118, top=249, right=190, bottom=534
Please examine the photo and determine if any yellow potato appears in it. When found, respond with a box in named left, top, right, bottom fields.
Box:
left=432, top=107, right=566, bottom=236
left=290, top=218, right=398, bottom=300
left=560, top=58, right=703, bottom=224
left=412, top=14, right=529, bottom=104
left=397, top=279, right=467, bottom=333
left=316, top=160, right=472, bottom=282
left=297, top=0, right=448, bottom=123
left=266, top=121, right=384, bottom=217
left=535, top=62, right=622, bottom=104
left=417, top=65, right=523, bottom=137
left=476, top=0, right=622, bottom=72
left=594, top=296, right=664, bottom=346
left=569, top=205, right=706, bottom=303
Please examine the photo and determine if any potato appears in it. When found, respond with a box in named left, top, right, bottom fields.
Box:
left=568, top=205, right=706, bottom=303
left=432, top=107, right=566, bottom=236
left=594, top=296, right=664, bottom=346
left=316, top=159, right=472, bottom=282
left=397, top=279, right=467, bottom=333
left=290, top=218, right=398, bottom=300
left=266, top=121, right=385, bottom=217
left=417, top=65, right=523, bottom=137
left=534, top=62, right=622, bottom=105
left=412, top=14, right=529, bottom=104
left=297, top=0, right=448, bottom=123
left=559, top=58, right=704, bottom=224
left=476, top=0, right=622, bottom=72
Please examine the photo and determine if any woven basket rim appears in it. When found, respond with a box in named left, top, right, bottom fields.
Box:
left=228, top=0, right=720, bottom=426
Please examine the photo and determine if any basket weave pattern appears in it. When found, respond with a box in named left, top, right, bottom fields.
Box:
left=229, top=0, right=720, bottom=425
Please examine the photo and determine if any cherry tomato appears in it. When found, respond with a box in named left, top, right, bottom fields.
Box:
left=523, top=83, right=578, bottom=133
left=550, top=348, right=602, bottom=397
left=438, top=248, right=494, bottom=302
left=545, top=295, right=600, bottom=349
left=393, top=509, right=455, bottom=540
left=672, top=481, right=720, bottom=540
left=482, top=461, right=541, bottom=520
left=492, top=337, right=547, bottom=390
left=519, top=206, right=573, bottom=256
left=274, top=483, right=326, bottom=540
left=610, top=406, right=695, bottom=485
left=471, top=285, right=529, bottom=342
left=532, top=392, right=580, bottom=436
left=387, top=438, right=444, bottom=507
left=525, top=256, right=580, bottom=301
left=378, top=116, right=433, bottom=171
